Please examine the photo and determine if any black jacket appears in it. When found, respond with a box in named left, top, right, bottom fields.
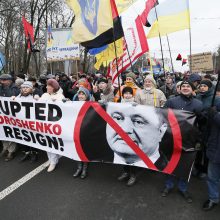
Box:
left=160, top=84, right=176, bottom=99
left=0, top=83, right=20, bottom=97
left=206, top=112, right=220, bottom=163
left=165, top=94, right=203, bottom=114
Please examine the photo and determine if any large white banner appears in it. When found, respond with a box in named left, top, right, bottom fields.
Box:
left=46, top=28, right=80, bottom=61
left=0, top=98, right=199, bottom=180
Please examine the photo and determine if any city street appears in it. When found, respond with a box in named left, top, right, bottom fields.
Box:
left=0, top=149, right=219, bottom=220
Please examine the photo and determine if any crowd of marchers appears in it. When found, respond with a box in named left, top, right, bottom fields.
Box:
left=0, top=70, right=220, bottom=211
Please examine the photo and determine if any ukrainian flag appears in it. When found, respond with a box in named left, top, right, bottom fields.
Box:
left=66, top=0, right=113, bottom=44
left=147, top=0, right=190, bottom=38
left=94, top=38, right=124, bottom=70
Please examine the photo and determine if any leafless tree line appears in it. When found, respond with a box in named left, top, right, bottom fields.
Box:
left=0, top=0, right=74, bottom=77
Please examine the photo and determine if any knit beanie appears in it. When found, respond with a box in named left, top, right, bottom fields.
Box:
left=144, top=75, right=156, bottom=87
left=122, top=86, right=134, bottom=96
left=47, top=79, right=60, bottom=92
left=21, top=81, right=33, bottom=89
left=180, top=80, right=196, bottom=91
left=126, top=72, right=136, bottom=81
left=200, top=80, right=212, bottom=89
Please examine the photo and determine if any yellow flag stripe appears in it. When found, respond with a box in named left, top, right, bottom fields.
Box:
left=147, top=10, right=190, bottom=38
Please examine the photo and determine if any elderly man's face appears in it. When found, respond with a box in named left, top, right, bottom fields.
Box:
left=144, top=79, right=153, bottom=89
left=0, top=79, right=12, bottom=87
left=106, top=103, right=167, bottom=162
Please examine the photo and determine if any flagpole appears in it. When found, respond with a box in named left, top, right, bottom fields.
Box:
left=111, top=0, right=122, bottom=102
left=154, top=7, right=165, bottom=76
left=186, top=0, right=192, bottom=74
left=112, top=36, right=122, bottom=101
left=166, top=34, right=175, bottom=73
left=189, top=27, right=192, bottom=73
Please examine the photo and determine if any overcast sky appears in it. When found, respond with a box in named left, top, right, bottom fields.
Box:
left=148, top=0, right=220, bottom=71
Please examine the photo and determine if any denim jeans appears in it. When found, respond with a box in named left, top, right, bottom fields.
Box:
left=207, top=161, right=220, bottom=203
left=165, top=175, right=188, bottom=192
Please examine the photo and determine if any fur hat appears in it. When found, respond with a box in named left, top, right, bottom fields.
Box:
left=47, top=79, right=60, bottom=92
left=144, top=75, right=156, bottom=87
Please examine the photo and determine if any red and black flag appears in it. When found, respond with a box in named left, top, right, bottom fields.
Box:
left=176, top=53, right=182, bottom=61
left=77, top=0, right=158, bottom=49
left=22, top=16, right=34, bottom=51
left=142, top=0, right=159, bottom=27
left=182, top=58, right=187, bottom=66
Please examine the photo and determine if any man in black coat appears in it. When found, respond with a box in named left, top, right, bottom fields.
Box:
left=161, top=80, right=203, bottom=203
left=0, top=74, right=20, bottom=161
left=203, top=102, right=220, bottom=211
left=0, top=74, right=20, bottom=97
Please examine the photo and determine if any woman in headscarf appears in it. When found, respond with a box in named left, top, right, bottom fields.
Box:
left=73, top=87, right=91, bottom=179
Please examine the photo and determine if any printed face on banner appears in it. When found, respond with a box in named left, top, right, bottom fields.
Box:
left=78, top=0, right=99, bottom=35
left=106, top=103, right=167, bottom=165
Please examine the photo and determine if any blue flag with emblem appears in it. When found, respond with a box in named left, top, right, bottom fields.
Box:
left=66, top=0, right=113, bottom=44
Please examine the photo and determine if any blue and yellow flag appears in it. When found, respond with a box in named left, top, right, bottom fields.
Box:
left=66, top=0, right=113, bottom=44
left=147, top=0, right=190, bottom=38
left=94, top=38, right=124, bottom=70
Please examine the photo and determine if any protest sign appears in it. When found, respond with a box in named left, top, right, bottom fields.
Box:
left=188, top=52, right=214, bottom=73
left=0, top=98, right=199, bottom=180
left=46, top=28, right=80, bottom=61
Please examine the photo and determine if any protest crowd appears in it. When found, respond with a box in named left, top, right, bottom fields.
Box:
left=0, top=69, right=220, bottom=212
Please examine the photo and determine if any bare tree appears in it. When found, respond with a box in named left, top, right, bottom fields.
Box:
left=0, top=0, right=73, bottom=76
